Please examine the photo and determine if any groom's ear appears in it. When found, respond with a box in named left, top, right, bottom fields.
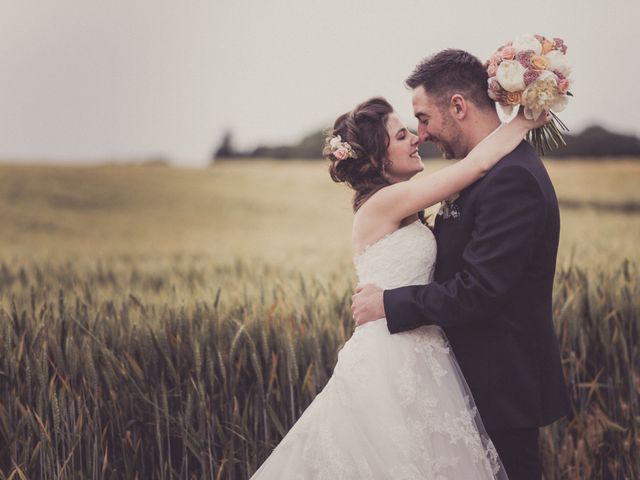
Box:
left=449, top=94, right=468, bottom=120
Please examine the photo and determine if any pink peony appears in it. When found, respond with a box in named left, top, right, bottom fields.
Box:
left=333, top=147, right=348, bottom=160
left=487, top=62, right=498, bottom=77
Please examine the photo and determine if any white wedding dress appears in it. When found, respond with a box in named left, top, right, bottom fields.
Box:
left=250, top=221, right=506, bottom=479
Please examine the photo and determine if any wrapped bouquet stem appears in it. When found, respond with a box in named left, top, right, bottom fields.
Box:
left=486, top=34, right=573, bottom=155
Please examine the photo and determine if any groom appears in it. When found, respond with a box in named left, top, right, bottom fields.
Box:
left=351, top=49, right=571, bottom=479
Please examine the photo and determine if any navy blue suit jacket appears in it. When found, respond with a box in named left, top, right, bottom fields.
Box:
left=384, top=141, right=571, bottom=430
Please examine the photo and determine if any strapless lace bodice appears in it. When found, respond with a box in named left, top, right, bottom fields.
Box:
left=354, top=221, right=437, bottom=289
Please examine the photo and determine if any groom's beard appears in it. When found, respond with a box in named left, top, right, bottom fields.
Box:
left=435, top=114, right=466, bottom=160
left=434, top=140, right=457, bottom=160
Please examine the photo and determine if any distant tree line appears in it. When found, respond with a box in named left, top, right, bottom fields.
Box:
left=213, top=125, right=640, bottom=162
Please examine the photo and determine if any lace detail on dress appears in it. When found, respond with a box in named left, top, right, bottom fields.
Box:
left=354, top=221, right=436, bottom=290
left=385, top=326, right=503, bottom=478
left=300, top=422, right=375, bottom=480
left=395, top=327, right=449, bottom=407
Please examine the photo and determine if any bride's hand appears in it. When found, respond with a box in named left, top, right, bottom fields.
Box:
left=511, top=110, right=552, bottom=131
left=351, top=284, right=385, bottom=327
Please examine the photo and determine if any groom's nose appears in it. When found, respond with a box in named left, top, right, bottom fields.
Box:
left=417, top=123, right=430, bottom=143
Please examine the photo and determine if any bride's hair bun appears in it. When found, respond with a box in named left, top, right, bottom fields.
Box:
left=323, top=97, right=394, bottom=211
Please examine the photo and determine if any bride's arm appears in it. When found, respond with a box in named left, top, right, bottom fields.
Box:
left=361, top=114, right=546, bottom=223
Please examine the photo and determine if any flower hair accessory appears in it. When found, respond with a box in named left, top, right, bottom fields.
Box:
left=326, top=135, right=357, bottom=161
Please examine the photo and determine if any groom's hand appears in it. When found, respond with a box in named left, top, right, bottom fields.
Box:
left=351, top=284, right=385, bottom=327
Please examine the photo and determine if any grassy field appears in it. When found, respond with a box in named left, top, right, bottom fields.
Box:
left=1, top=159, right=639, bottom=273
left=0, top=159, right=638, bottom=478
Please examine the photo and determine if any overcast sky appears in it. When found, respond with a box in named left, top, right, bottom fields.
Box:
left=2, top=0, right=639, bottom=166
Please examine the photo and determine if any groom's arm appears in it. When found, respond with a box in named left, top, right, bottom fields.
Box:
left=384, top=163, right=547, bottom=334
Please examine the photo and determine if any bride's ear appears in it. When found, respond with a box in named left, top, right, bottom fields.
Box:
left=380, top=156, right=394, bottom=181
left=450, top=94, right=467, bottom=120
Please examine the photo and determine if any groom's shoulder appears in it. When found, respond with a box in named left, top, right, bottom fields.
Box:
left=498, top=140, right=540, bottom=169
left=488, top=140, right=547, bottom=181
left=474, top=140, right=557, bottom=203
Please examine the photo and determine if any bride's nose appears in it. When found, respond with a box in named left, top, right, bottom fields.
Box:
left=411, top=133, right=420, bottom=146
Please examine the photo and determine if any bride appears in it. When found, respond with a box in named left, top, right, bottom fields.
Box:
left=250, top=97, right=549, bottom=479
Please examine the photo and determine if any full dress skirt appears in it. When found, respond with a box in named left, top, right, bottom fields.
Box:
left=250, top=221, right=506, bottom=479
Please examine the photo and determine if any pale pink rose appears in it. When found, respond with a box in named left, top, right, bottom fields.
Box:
left=506, top=91, right=523, bottom=106
left=500, top=47, right=516, bottom=60
left=557, top=78, right=570, bottom=95
left=333, top=147, right=348, bottom=160
left=487, top=62, right=498, bottom=77
left=530, top=54, right=550, bottom=71
left=490, top=53, right=502, bottom=65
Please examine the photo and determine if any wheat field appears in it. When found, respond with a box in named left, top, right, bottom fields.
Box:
left=0, top=159, right=638, bottom=478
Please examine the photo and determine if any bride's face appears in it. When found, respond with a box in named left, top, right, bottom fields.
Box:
left=384, top=112, right=423, bottom=183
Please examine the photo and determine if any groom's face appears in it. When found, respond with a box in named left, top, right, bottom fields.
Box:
left=412, top=86, right=465, bottom=159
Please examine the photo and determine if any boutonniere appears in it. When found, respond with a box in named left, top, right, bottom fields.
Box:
left=438, top=193, right=461, bottom=219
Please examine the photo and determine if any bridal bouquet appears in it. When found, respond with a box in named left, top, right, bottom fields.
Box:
left=486, top=34, right=572, bottom=155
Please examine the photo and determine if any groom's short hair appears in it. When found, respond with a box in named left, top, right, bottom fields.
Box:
left=406, top=49, right=494, bottom=112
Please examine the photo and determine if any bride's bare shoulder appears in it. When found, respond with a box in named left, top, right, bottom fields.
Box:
left=352, top=207, right=390, bottom=256
left=357, top=183, right=400, bottom=213
left=352, top=201, right=415, bottom=257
